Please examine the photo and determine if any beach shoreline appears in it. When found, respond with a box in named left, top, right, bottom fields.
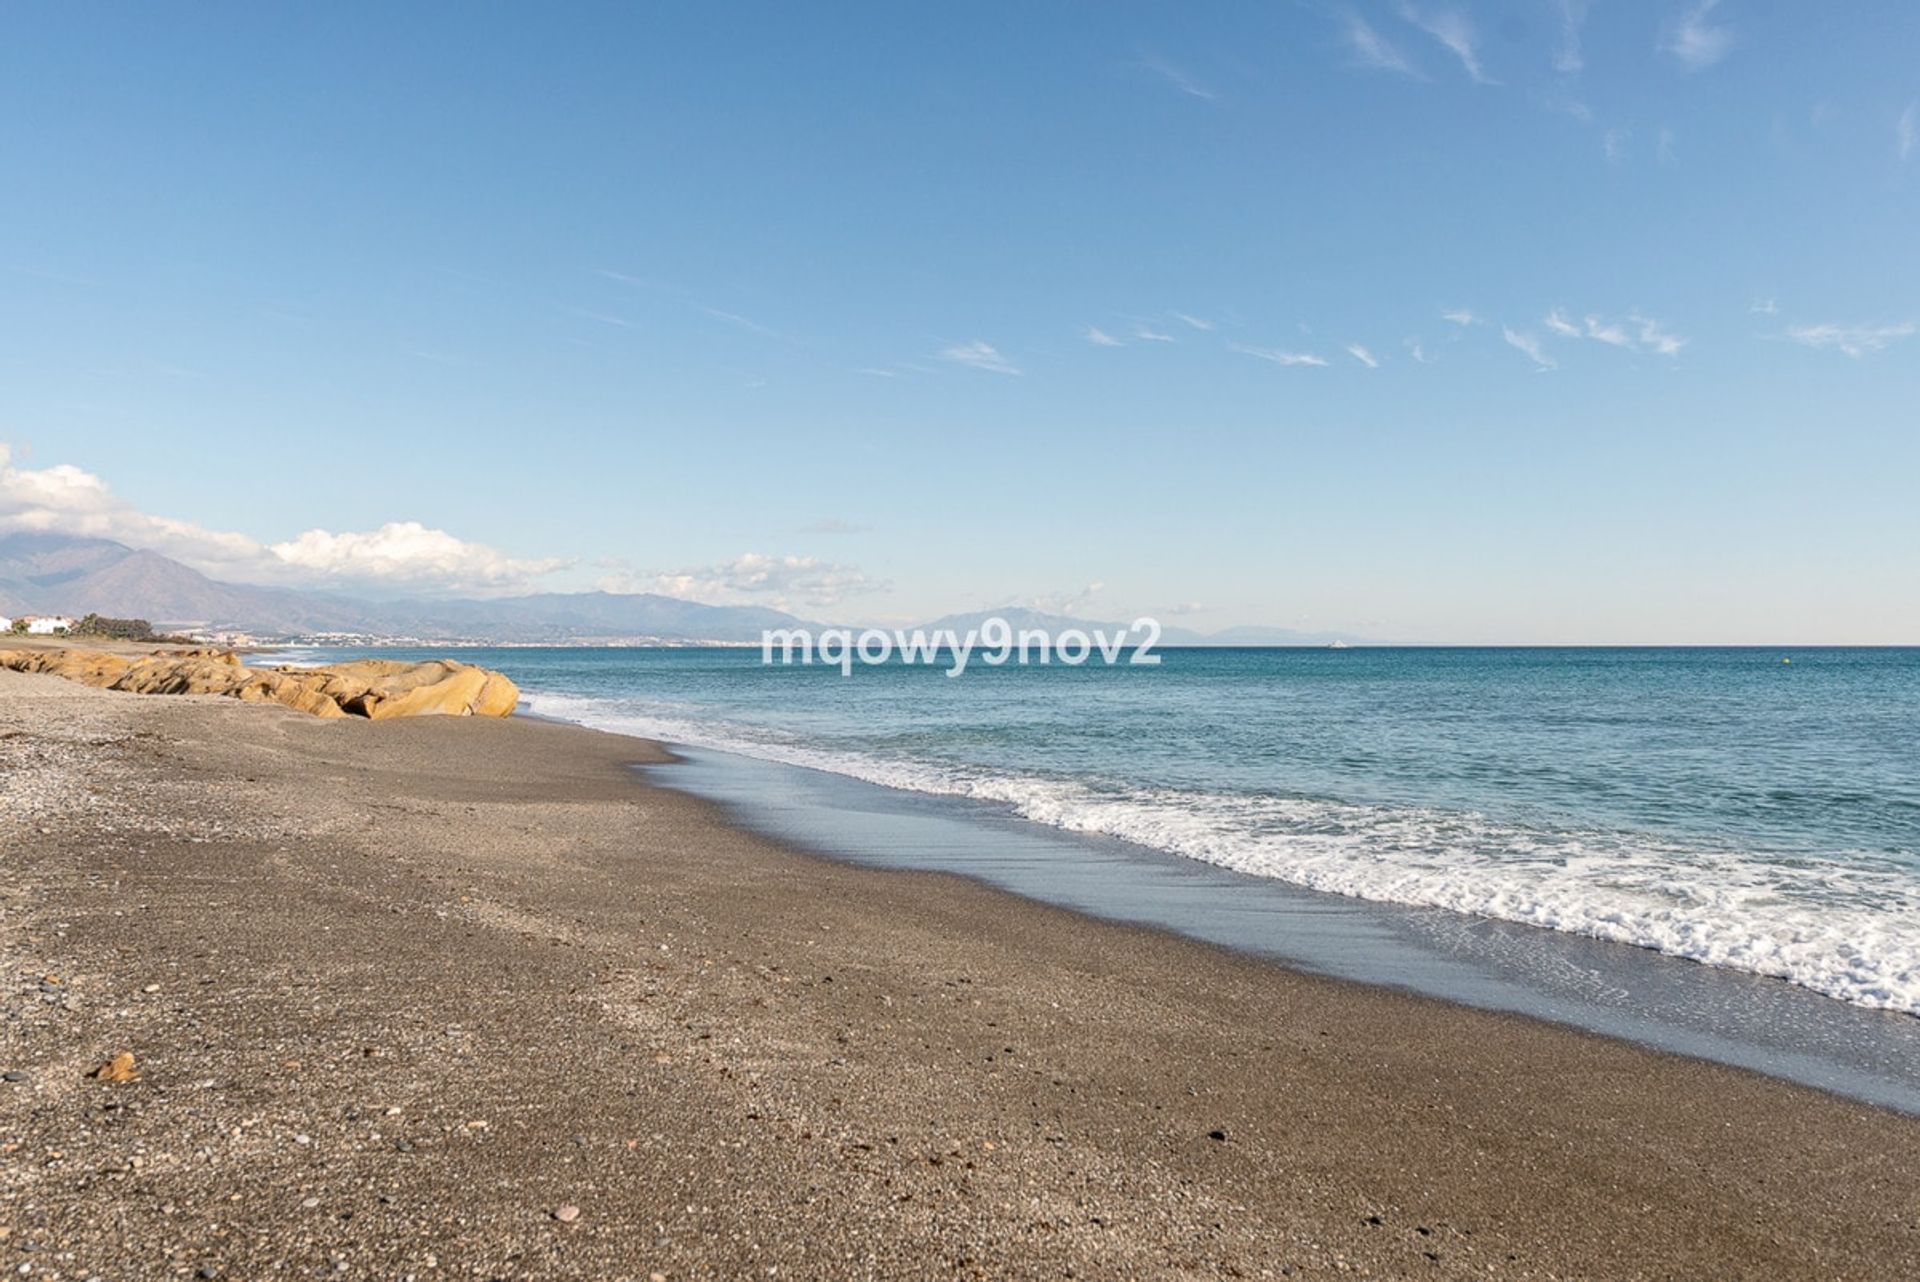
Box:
left=3, top=668, right=1917, bottom=1279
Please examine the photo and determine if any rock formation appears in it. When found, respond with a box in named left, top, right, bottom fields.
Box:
left=0, top=648, right=519, bottom=720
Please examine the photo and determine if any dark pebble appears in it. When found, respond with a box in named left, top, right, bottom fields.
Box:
left=1207, top=1129, right=1227, bottom=1141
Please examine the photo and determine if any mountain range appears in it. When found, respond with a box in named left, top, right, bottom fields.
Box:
left=0, top=532, right=1365, bottom=645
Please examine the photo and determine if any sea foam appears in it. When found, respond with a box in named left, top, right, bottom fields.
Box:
left=525, top=690, right=1920, bottom=1017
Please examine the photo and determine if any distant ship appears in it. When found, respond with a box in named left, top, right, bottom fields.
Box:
left=1327, top=640, right=1350, bottom=649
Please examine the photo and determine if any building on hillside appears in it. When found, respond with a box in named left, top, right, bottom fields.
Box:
left=0, top=616, right=11, bottom=632
left=23, top=615, right=76, bottom=635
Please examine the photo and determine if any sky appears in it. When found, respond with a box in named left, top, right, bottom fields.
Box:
left=2, top=1, right=1917, bottom=643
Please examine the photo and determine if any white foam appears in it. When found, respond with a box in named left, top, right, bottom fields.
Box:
left=524, top=690, right=1920, bottom=1016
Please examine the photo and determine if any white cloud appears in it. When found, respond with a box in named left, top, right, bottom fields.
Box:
left=1603, top=127, right=1629, bottom=165
left=1441, top=308, right=1478, bottom=326
left=604, top=552, right=880, bottom=612
left=1343, top=12, right=1419, bottom=76
left=1544, top=310, right=1582, bottom=338
left=0, top=443, right=569, bottom=596
left=1084, top=326, right=1124, bottom=347
left=1133, top=326, right=1177, bottom=343
left=269, top=523, right=570, bottom=593
left=1750, top=298, right=1779, bottom=316
left=1502, top=327, right=1558, bottom=370
left=1785, top=322, right=1917, bottom=359
left=1553, top=0, right=1591, bottom=75
left=1230, top=343, right=1329, bottom=367
left=1172, top=312, right=1214, bottom=331
left=1900, top=102, right=1917, bottom=162
left=1016, top=581, right=1107, bottom=617
left=939, top=340, right=1022, bottom=375
left=1663, top=0, right=1733, bottom=71
left=1406, top=338, right=1433, bottom=363
left=1344, top=343, right=1381, bottom=368
left=1397, top=3, right=1494, bottom=84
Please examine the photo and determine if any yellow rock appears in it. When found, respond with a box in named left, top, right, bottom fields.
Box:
left=89, top=1052, right=139, bottom=1083
left=0, top=648, right=518, bottom=721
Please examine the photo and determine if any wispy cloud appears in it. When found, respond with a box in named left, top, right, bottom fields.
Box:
left=1442, top=307, right=1478, bottom=326
left=801, top=517, right=869, bottom=535
left=604, top=552, right=882, bottom=610
left=1543, top=310, right=1689, bottom=356
left=1785, top=322, right=1917, bottom=359
left=1503, top=327, right=1558, bottom=370
left=700, top=306, right=781, bottom=339
left=1141, top=54, right=1217, bottom=102
left=1657, top=127, right=1679, bottom=166
left=1133, top=326, right=1177, bottom=343
left=1750, top=298, right=1779, bottom=316
left=1900, top=101, right=1917, bottom=162
left=940, top=340, right=1022, bottom=375
left=1084, top=326, right=1125, bottom=347
left=1603, top=127, right=1629, bottom=165
left=1406, top=338, right=1433, bottom=363
left=1663, top=0, right=1733, bottom=71
left=1344, top=343, right=1381, bottom=368
left=563, top=306, right=634, bottom=329
left=1397, top=3, right=1494, bottom=84
left=1230, top=343, right=1329, bottom=367
left=1632, top=314, right=1687, bottom=357
left=1553, top=0, right=1592, bottom=75
left=1584, top=315, right=1635, bottom=347
left=1343, top=11, right=1420, bottom=77
left=1172, top=312, right=1214, bottom=331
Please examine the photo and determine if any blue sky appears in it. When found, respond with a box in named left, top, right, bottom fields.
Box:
left=2, top=2, right=1916, bottom=642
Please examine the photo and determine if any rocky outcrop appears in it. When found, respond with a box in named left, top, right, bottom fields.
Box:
left=0, top=648, right=519, bottom=720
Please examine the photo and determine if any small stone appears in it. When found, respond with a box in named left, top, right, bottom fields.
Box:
left=1207, top=1129, right=1227, bottom=1142
left=552, top=1204, right=581, bottom=1224
left=1, top=1072, right=24, bottom=1083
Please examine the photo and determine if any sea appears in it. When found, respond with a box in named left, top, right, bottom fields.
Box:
left=274, top=644, right=1920, bottom=1106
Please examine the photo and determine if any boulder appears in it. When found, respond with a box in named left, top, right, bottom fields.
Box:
left=0, top=648, right=518, bottom=721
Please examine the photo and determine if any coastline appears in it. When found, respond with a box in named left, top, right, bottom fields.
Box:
left=4, top=669, right=1917, bottom=1278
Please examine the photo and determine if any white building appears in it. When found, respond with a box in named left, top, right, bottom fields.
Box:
left=24, top=616, right=76, bottom=635
left=0, top=617, right=10, bottom=632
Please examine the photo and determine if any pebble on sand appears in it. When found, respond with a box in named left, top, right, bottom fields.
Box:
left=553, top=1204, right=581, bottom=1223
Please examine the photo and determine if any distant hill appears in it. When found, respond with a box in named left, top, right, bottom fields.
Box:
left=0, top=532, right=812, bottom=642
left=2, top=533, right=1369, bottom=645
left=0, top=532, right=371, bottom=631
left=913, top=606, right=1364, bottom=647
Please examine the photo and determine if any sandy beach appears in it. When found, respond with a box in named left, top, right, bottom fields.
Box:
left=3, top=668, right=1917, bottom=1280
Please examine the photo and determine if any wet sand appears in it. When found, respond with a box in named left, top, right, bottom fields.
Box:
left=3, top=668, right=1917, bottom=1279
